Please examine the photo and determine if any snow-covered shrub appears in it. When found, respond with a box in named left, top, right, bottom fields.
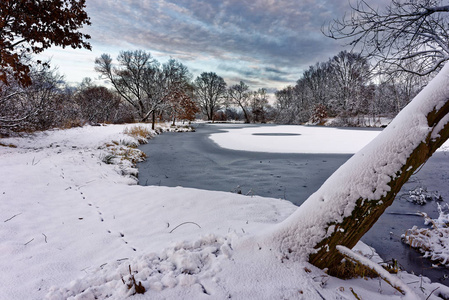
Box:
left=402, top=203, right=449, bottom=266
left=166, top=125, right=195, bottom=133
left=407, top=187, right=443, bottom=205
left=101, top=153, right=116, bottom=164
left=98, top=126, right=155, bottom=180
left=103, top=144, right=146, bottom=166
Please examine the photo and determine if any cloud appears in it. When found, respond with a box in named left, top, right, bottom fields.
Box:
left=52, top=0, right=385, bottom=89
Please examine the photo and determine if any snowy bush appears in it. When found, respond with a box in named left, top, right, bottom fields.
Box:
left=165, top=125, right=195, bottom=133
left=407, top=187, right=443, bottom=205
left=402, top=203, right=449, bottom=266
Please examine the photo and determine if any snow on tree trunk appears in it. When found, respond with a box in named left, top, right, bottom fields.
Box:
left=263, top=64, right=449, bottom=273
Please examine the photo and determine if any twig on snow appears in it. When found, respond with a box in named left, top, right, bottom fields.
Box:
left=117, top=258, right=129, bottom=262
left=426, top=287, right=439, bottom=300
left=24, top=238, right=34, bottom=245
left=4, top=213, right=22, bottom=222
left=31, top=157, right=40, bottom=166
left=169, top=222, right=201, bottom=233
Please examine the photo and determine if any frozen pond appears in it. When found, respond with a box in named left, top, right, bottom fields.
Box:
left=138, top=123, right=449, bottom=283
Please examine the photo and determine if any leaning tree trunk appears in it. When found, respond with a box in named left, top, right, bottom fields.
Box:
left=265, top=64, right=449, bottom=274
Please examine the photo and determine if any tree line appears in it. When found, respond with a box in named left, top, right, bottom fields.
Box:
left=0, top=0, right=276, bottom=136
left=1, top=0, right=437, bottom=135
left=0, top=49, right=278, bottom=136
left=0, top=49, right=435, bottom=137
left=274, top=50, right=432, bottom=126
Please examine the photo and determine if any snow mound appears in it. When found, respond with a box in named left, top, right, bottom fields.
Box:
left=47, top=234, right=233, bottom=299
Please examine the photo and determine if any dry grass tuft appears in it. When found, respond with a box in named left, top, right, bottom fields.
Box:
left=123, top=125, right=152, bottom=143
left=328, top=259, right=379, bottom=279
left=0, top=142, right=17, bottom=148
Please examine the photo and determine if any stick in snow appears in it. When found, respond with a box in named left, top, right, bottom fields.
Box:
left=4, top=213, right=22, bottom=222
left=24, top=238, right=34, bottom=246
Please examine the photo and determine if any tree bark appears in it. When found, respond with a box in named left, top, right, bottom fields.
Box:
left=266, top=64, right=449, bottom=274
left=242, top=106, right=251, bottom=123
left=152, top=111, right=156, bottom=130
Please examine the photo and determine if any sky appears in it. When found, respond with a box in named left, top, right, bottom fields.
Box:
left=38, top=0, right=388, bottom=93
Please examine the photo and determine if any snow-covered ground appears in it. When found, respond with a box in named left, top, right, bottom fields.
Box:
left=1, top=123, right=449, bottom=299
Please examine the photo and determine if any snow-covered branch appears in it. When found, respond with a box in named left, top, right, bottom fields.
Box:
left=336, top=245, right=420, bottom=298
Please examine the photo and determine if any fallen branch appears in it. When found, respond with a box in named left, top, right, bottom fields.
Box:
left=336, top=245, right=419, bottom=299
left=4, top=213, right=22, bottom=222
left=426, top=287, right=439, bottom=300
left=117, top=258, right=129, bottom=262
left=169, top=222, right=201, bottom=233
left=350, top=287, right=361, bottom=300
left=24, top=238, right=34, bottom=245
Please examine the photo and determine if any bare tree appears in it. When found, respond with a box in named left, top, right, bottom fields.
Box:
left=328, top=51, right=371, bottom=116
left=325, top=0, right=449, bottom=76
left=154, top=59, right=193, bottom=127
left=274, top=51, right=371, bottom=125
left=302, top=62, right=333, bottom=107
left=95, top=53, right=192, bottom=128
left=374, top=66, right=430, bottom=117
left=95, top=50, right=156, bottom=122
left=250, top=88, right=269, bottom=123
left=166, top=89, right=199, bottom=125
left=0, top=60, right=64, bottom=135
left=74, top=85, right=122, bottom=124
left=275, top=86, right=298, bottom=124
left=194, top=72, right=227, bottom=121
left=227, top=81, right=251, bottom=123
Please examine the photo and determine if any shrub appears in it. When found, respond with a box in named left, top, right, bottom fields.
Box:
left=123, top=125, right=152, bottom=143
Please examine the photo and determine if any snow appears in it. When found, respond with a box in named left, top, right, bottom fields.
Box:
left=1, top=121, right=449, bottom=299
